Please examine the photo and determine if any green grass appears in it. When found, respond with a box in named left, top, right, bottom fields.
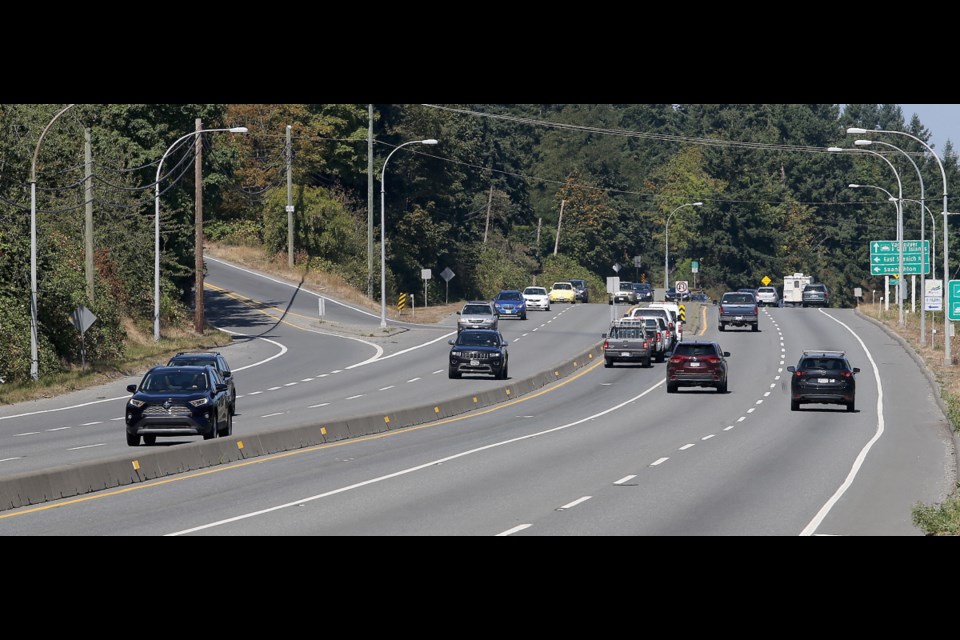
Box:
left=0, top=329, right=233, bottom=406
left=913, top=490, right=960, bottom=535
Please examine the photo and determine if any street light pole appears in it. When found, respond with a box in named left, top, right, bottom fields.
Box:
left=664, top=202, right=703, bottom=290
left=848, top=127, right=952, bottom=365
left=30, top=103, right=76, bottom=380
left=856, top=138, right=927, bottom=343
left=828, top=146, right=904, bottom=326
left=379, top=138, right=438, bottom=329
left=154, top=126, right=248, bottom=341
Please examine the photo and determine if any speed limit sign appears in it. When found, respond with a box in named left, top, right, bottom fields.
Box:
left=675, top=281, right=689, bottom=293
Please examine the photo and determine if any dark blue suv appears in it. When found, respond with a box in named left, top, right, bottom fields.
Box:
left=125, top=365, right=232, bottom=446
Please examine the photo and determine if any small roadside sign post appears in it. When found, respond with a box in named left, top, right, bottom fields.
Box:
left=440, top=267, right=455, bottom=304
left=69, top=305, right=97, bottom=371
left=675, top=281, right=688, bottom=294
left=634, top=255, right=642, bottom=280
left=421, top=269, right=432, bottom=308
left=607, top=276, right=620, bottom=322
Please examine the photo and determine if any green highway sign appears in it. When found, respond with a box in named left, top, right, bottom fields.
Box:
left=869, top=239, right=930, bottom=275
left=949, top=280, right=960, bottom=321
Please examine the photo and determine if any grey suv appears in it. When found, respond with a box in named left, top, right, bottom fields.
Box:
left=802, top=283, right=829, bottom=308
left=568, top=279, right=589, bottom=303
left=457, top=302, right=499, bottom=333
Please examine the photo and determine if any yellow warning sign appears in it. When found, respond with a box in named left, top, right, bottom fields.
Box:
left=761, top=276, right=772, bottom=286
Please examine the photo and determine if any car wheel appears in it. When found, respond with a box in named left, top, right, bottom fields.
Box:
left=752, top=323, right=759, bottom=332
left=604, top=359, right=613, bottom=368
left=143, top=435, right=157, bottom=446
left=204, top=413, right=218, bottom=440
left=546, top=306, right=550, bottom=311
left=667, top=382, right=678, bottom=393
left=521, top=313, right=527, bottom=320
left=219, top=411, right=233, bottom=437
left=449, top=368, right=460, bottom=379
left=126, top=432, right=140, bottom=447
left=846, top=398, right=855, bottom=412
left=644, top=356, right=651, bottom=368
left=717, top=379, right=728, bottom=393
left=719, top=322, right=725, bottom=332
left=230, top=394, right=237, bottom=416
left=498, top=362, right=508, bottom=380
left=656, top=352, right=665, bottom=363
left=791, top=399, right=800, bottom=411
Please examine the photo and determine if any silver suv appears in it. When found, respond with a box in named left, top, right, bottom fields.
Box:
left=802, top=283, right=829, bottom=308
left=457, top=301, right=499, bottom=333
left=756, top=286, right=779, bottom=307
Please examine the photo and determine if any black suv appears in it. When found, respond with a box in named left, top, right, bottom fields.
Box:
left=448, top=329, right=509, bottom=379
left=787, top=350, right=859, bottom=411
left=125, top=365, right=233, bottom=446
left=568, top=279, right=589, bottom=303
left=632, top=282, right=654, bottom=302
left=168, top=351, right=236, bottom=415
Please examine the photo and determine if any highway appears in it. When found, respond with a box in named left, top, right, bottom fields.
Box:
left=0, top=298, right=953, bottom=535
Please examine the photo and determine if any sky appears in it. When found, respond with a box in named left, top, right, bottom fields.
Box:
left=898, top=104, right=960, bottom=153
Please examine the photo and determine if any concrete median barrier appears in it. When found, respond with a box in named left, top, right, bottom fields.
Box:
left=0, top=342, right=604, bottom=513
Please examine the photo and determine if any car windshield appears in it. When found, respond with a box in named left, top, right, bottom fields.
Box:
left=463, top=305, right=493, bottom=315
left=722, top=294, right=754, bottom=304
left=570, top=280, right=585, bottom=286
left=170, top=356, right=217, bottom=369
left=458, top=333, right=500, bottom=347
left=524, top=287, right=546, bottom=295
left=498, top=291, right=522, bottom=301
left=674, top=344, right=718, bottom=357
left=142, top=371, right=208, bottom=392
left=553, top=283, right=572, bottom=290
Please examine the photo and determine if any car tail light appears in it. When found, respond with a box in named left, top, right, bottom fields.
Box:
left=603, top=340, right=609, bottom=350
left=794, top=370, right=805, bottom=377
left=643, top=341, right=649, bottom=349
left=840, top=371, right=852, bottom=378
left=669, top=356, right=684, bottom=363
left=703, top=356, right=721, bottom=363
left=656, top=331, right=661, bottom=342
left=753, top=306, right=758, bottom=314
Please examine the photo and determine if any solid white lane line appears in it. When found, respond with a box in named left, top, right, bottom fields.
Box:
left=614, top=475, right=637, bottom=485
left=347, top=331, right=453, bottom=369
left=432, top=370, right=443, bottom=375
left=407, top=378, right=421, bottom=383
left=46, top=427, right=71, bottom=432
left=724, top=426, right=734, bottom=431
left=559, top=496, right=592, bottom=510
left=261, top=412, right=285, bottom=418
left=268, top=386, right=282, bottom=391
left=496, top=524, right=532, bottom=536
left=248, top=391, right=263, bottom=395
left=284, top=383, right=298, bottom=387
left=301, top=378, right=314, bottom=382
left=346, top=395, right=364, bottom=400
left=308, top=402, right=329, bottom=409
left=801, top=310, right=885, bottom=536
left=67, top=443, right=105, bottom=451
left=13, top=432, right=39, bottom=437
left=166, top=377, right=667, bottom=536
left=379, top=386, right=395, bottom=391
left=737, top=417, right=746, bottom=422
left=701, top=434, right=715, bottom=441
left=679, top=444, right=696, bottom=450
left=651, top=457, right=669, bottom=466
left=0, top=457, right=22, bottom=463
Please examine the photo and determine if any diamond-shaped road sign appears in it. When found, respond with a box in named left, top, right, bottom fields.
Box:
left=440, top=267, right=455, bottom=283
left=69, top=305, right=97, bottom=335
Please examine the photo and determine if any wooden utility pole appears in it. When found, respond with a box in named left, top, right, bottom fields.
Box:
left=194, top=118, right=204, bottom=334
left=483, top=183, right=493, bottom=244
left=84, top=128, right=94, bottom=303
left=553, top=199, right=566, bottom=256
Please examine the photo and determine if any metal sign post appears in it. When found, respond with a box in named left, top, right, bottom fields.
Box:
left=440, top=267, right=455, bottom=304
left=422, top=269, right=432, bottom=308
left=69, top=305, right=97, bottom=371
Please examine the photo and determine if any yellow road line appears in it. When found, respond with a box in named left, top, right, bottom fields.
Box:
left=0, top=357, right=604, bottom=520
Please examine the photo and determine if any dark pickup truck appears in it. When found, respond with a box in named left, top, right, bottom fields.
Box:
left=602, top=320, right=653, bottom=367
left=718, top=292, right=759, bottom=332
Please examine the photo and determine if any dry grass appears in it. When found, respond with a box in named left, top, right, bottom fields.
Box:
left=206, top=242, right=462, bottom=324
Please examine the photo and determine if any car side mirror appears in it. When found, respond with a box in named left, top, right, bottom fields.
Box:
left=786, top=366, right=796, bottom=372
left=127, top=384, right=137, bottom=393
left=502, top=342, right=509, bottom=347
left=601, top=332, right=607, bottom=339
left=448, top=339, right=455, bottom=345
left=852, top=367, right=861, bottom=374
left=217, top=383, right=228, bottom=392
left=722, top=352, right=730, bottom=357
left=456, top=311, right=461, bottom=315
left=713, top=300, right=718, bottom=305
left=223, top=371, right=232, bottom=378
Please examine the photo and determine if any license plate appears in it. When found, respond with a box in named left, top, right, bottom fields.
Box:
left=621, top=352, right=631, bottom=357
left=735, top=316, right=743, bottom=320
left=690, top=362, right=701, bottom=367
left=818, top=377, right=829, bottom=384
left=471, top=359, right=480, bottom=366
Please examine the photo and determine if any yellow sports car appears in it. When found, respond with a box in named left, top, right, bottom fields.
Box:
left=549, top=282, right=577, bottom=304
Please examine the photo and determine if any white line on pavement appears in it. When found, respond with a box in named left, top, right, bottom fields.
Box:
left=345, top=395, right=364, bottom=400
left=496, top=524, right=532, bottom=536
left=0, top=457, right=22, bottom=463
left=432, top=370, right=443, bottom=375
left=559, top=496, right=592, bottom=510
left=309, top=403, right=330, bottom=409
left=764, top=391, right=771, bottom=397
left=284, top=383, right=298, bottom=387
left=724, top=426, right=734, bottom=431
left=651, top=457, right=669, bottom=466
left=46, top=427, right=71, bottom=432
left=614, top=475, right=637, bottom=485
left=301, top=378, right=314, bottom=382
left=679, top=444, right=696, bottom=450
left=261, top=412, right=285, bottom=418
left=110, top=417, right=124, bottom=421
left=737, top=417, right=746, bottom=422
left=407, top=378, right=421, bottom=383
left=379, top=386, right=395, bottom=391
left=248, top=391, right=263, bottom=396
left=701, top=434, right=715, bottom=441
left=13, top=432, right=39, bottom=437
left=67, top=443, right=105, bottom=451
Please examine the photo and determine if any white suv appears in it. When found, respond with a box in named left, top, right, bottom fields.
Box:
left=757, top=286, right=779, bottom=307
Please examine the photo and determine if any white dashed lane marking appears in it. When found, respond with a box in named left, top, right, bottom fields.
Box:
left=748, top=408, right=756, bottom=413
left=67, top=443, right=105, bottom=451
left=46, top=427, right=70, bottom=432
left=13, top=432, right=39, bottom=437
left=248, top=391, right=263, bottom=396
left=755, top=400, right=763, bottom=405
left=0, top=457, right=22, bottom=463
left=651, top=457, right=669, bottom=466
left=432, top=370, right=443, bottom=375
left=379, top=386, right=395, bottom=391
left=764, top=392, right=771, bottom=397
left=496, top=524, right=532, bottom=536
left=522, top=333, right=529, bottom=337
left=309, top=402, right=330, bottom=409
left=558, top=496, right=592, bottom=510
left=737, top=417, right=746, bottom=423
left=80, top=421, right=101, bottom=426
left=301, top=378, right=314, bottom=382
left=261, top=412, right=285, bottom=418
left=614, top=475, right=637, bottom=485
left=268, top=387, right=282, bottom=391
left=679, top=443, right=696, bottom=450
left=346, top=395, right=364, bottom=400
left=407, top=378, right=421, bottom=383
left=284, top=383, right=298, bottom=387
left=701, top=434, right=715, bottom=441
left=330, top=370, right=343, bottom=374
left=724, top=425, right=735, bottom=431
left=110, top=417, right=124, bottom=421
left=317, top=374, right=329, bottom=378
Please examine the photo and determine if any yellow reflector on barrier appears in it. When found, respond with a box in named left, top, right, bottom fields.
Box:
left=132, top=460, right=140, bottom=471
left=473, top=396, right=478, bottom=403
left=321, top=427, right=327, bottom=435
left=384, top=416, right=391, bottom=424
left=434, top=406, right=440, bottom=413
left=237, top=440, right=244, bottom=450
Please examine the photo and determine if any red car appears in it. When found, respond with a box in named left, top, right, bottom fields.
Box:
left=666, top=341, right=729, bottom=393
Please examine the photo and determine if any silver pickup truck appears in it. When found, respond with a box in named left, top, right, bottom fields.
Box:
left=602, top=320, right=653, bottom=367
left=718, top=292, right=759, bottom=332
